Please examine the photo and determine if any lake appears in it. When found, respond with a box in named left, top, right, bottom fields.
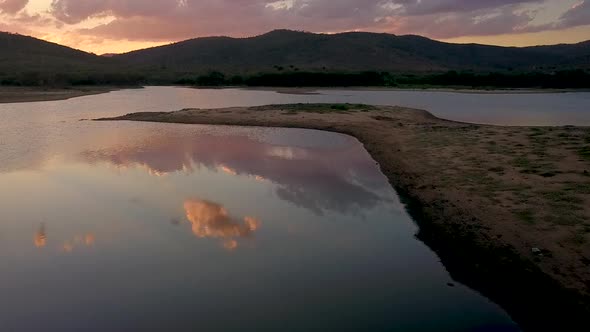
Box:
left=0, top=86, right=566, bottom=331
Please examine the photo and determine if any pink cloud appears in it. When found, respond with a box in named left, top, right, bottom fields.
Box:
left=1, top=0, right=588, bottom=51
left=0, top=0, right=28, bottom=14
left=510, top=0, right=590, bottom=34
left=395, top=0, right=540, bottom=15
left=46, top=0, right=571, bottom=42
left=50, top=0, right=187, bottom=24
left=389, top=5, right=539, bottom=38
left=558, top=0, right=590, bottom=28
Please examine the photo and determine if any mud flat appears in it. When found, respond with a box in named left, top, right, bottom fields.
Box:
left=0, top=86, right=120, bottom=103
left=98, top=103, right=590, bottom=331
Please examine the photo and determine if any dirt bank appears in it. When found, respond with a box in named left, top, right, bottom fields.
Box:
left=0, top=86, right=121, bottom=103
left=97, top=103, right=590, bottom=331
left=242, top=86, right=590, bottom=94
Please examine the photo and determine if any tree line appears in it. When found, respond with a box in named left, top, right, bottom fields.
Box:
left=2, top=69, right=589, bottom=89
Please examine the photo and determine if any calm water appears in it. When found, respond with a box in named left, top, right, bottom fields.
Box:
left=0, top=87, right=530, bottom=331
left=1, top=87, right=590, bottom=128
left=0, top=124, right=517, bottom=331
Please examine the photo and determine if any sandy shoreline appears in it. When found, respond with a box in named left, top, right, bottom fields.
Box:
left=0, top=86, right=125, bottom=103
left=1, top=86, right=586, bottom=104
left=240, top=86, right=590, bottom=94
left=97, top=103, right=590, bottom=331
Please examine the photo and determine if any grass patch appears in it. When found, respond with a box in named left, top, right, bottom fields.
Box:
left=488, top=166, right=505, bottom=174
left=544, top=212, right=585, bottom=226
left=528, top=128, right=546, bottom=137
left=511, top=156, right=559, bottom=177
left=571, top=233, right=587, bottom=245
left=251, top=103, right=377, bottom=114
left=564, top=182, right=590, bottom=194
left=539, top=190, right=585, bottom=226
left=541, top=191, right=583, bottom=205
left=512, top=157, right=531, bottom=168
left=579, top=146, right=590, bottom=160
left=540, top=171, right=560, bottom=178
left=330, top=104, right=349, bottom=111
left=515, top=209, right=536, bottom=224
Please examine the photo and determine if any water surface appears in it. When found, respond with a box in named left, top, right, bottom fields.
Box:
left=0, top=87, right=542, bottom=330
left=0, top=116, right=520, bottom=330
left=1, top=86, right=590, bottom=127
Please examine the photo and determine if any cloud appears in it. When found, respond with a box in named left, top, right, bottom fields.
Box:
left=50, top=0, right=187, bottom=24
left=44, top=0, right=562, bottom=42
left=0, top=0, right=28, bottom=14
left=81, top=132, right=389, bottom=216
left=184, top=199, right=260, bottom=250
left=390, top=5, right=539, bottom=38
left=513, top=0, right=590, bottom=34
left=393, top=0, right=540, bottom=15
left=557, top=0, right=590, bottom=28
left=34, top=223, right=47, bottom=248
left=1, top=0, right=588, bottom=52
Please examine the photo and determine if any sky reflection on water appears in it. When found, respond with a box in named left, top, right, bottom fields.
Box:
left=0, top=122, right=518, bottom=331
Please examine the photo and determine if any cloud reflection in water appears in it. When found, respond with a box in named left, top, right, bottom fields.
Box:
left=81, top=131, right=392, bottom=216
left=34, top=223, right=47, bottom=248
left=184, top=199, right=260, bottom=250
left=33, top=223, right=96, bottom=253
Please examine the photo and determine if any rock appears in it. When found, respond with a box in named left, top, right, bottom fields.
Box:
left=532, top=247, right=543, bottom=256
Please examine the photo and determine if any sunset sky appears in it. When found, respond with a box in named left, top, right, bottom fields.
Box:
left=1, top=0, right=589, bottom=54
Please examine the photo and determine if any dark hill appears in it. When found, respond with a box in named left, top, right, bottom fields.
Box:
left=0, top=32, right=111, bottom=70
left=0, top=32, right=134, bottom=85
left=1, top=30, right=589, bottom=87
left=114, top=30, right=590, bottom=73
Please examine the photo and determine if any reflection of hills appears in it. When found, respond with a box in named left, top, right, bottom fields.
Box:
left=82, top=133, right=390, bottom=215
left=184, top=199, right=260, bottom=250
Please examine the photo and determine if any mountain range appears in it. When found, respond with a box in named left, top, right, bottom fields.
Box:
left=113, top=29, right=590, bottom=73
left=1, top=29, right=589, bottom=85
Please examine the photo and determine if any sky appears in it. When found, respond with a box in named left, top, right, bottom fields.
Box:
left=0, top=0, right=589, bottom=54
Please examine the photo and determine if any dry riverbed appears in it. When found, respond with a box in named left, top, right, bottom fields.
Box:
left=0, top=86, right=120, bottom=103
left=97, top=103, right=590, bottom=330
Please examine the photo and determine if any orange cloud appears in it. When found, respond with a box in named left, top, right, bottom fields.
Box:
left=85, top=233, right=95, bottom=246
left=34, top=223, right=47, bottom=248
left=219, top=165, right=238, bottom=176
left=61, top=233, right=95, bottom=253
left=34, top=223, right=95, bottom=252
left=184, top=199, right=260, bottom=250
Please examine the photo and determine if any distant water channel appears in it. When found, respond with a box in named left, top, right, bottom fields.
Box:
left=0, top=86, right=555, bottom=330
left=2, top=86, right=590, bottom=127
